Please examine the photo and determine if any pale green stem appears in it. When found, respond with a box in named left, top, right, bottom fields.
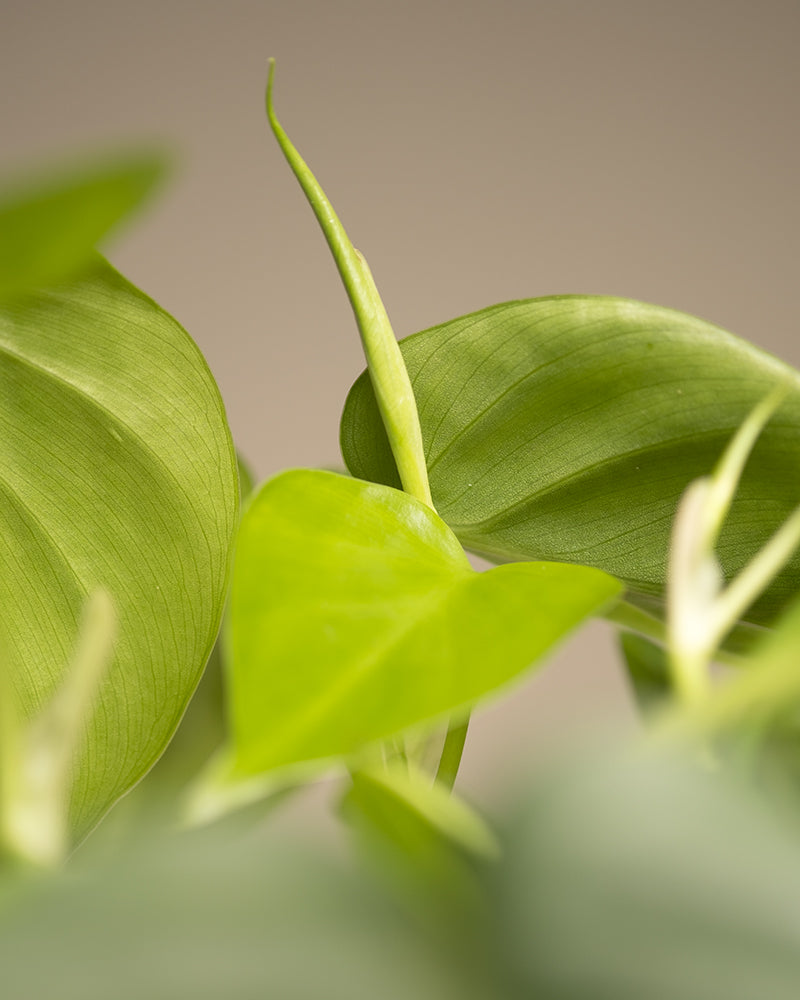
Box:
left=653, top=643, right=800, bottom=746
left=265, top=61, right=431, bottom=508
left=667, top=480, right=718, bottom=706
left=665, top=386, right=791, bottom=709
left=711, top=505, right=800, bottom=648
left=701, top=385, right=788, bottom=550
left=1, top=590, right=116, bottom=866
left=603, top=600, right=745, bottom=669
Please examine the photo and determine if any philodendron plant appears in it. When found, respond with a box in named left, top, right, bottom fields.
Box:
left=3, top=63, right=800, bottom=998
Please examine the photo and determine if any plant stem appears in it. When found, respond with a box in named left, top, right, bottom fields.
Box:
left=604, top=600, right=746, bottom=669
left=435, top=718, right=470, bottom=791
left=266, top=60, right=470, bottom=789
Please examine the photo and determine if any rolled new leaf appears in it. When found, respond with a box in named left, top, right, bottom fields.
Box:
left=341, top=296, right=800, bottom=628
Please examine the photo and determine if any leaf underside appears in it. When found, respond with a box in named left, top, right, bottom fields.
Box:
left=341, top=296, right=800, bottom=627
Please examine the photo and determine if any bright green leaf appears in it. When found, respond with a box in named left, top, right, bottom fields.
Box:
left=341, top=296, right=800, bottom=628
left=0, top=152, right=166, bottom=302
left=227, top=469, right=620, bottom=777
left=0, top=256, right=238, bottom=841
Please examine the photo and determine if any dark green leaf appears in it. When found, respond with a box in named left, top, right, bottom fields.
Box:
left=619, top=632, right=673, bottom=715
left=341, top=296, right=800, bottom=627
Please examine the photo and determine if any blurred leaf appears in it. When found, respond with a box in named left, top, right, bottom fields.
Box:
left=342, top=762, right=498, bottom=903
left=7, top=745, right=800, bottom=1000
left=0, top=152, right=166, bottom=302
left=0, top=256, right=238, bottom=841
left=619, top=632, right=673, bottom=715
left=0, top=825, right=489, bottom=1000
left=494, top=749, right=800, bottom=1000
left=659, top=593, right=800, bottom=744
left=227, top=469, right=620, bottom=777
left=341, top=296, right=800, bottom=627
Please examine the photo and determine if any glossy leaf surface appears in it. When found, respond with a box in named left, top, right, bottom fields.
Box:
left=228, top=469, right=620, bottom=776
left=0, top=153, right=165, bottom=302
left=341, top=296, right=800, bottom=626
left=0, top=257, right=238, bottom=838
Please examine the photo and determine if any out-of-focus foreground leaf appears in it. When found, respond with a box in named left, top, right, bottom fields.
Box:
left=0, top=824, right=490, bottom=1000
left=5, top=747, right=800, bottom=999
left=342, top=761, right=498, bottom=903
left=341, top=296, right=800, bottom=627
left=493, top=750, right=800, bottom=1000
left=225, top=469, right=620, bottom=778
left=0, top=152, right=165, bottom=302
left=0, top=256, right=238, bottom=840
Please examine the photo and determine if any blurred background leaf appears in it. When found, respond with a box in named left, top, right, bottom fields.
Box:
left=0, top=152, right=166, bottom=302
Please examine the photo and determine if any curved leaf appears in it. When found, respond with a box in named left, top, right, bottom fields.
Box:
left=227, top=469, right=620, bottom=777
left=0, top=152, right=166, bottom=302
left=341, top=296, right=800, bottom=627
left=0, top=256, right=238, bottom=839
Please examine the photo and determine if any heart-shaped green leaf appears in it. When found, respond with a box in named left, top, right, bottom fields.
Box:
left=0, top=256, right=237, bottom=839
left=0, top=152, right=165, bottom=303
left=341, top=296, right=800, bottom=627
left=227, top=469, right=620, bottom=777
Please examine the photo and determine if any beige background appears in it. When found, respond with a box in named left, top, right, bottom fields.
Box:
left=2, top=1, right=798, bottom=802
